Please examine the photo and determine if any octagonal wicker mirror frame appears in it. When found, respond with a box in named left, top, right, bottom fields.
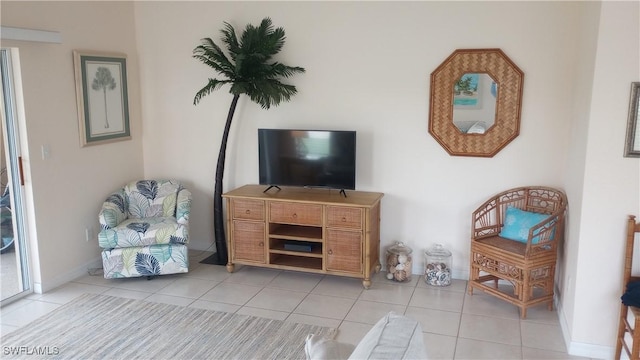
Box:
left=428, top=48, right=524, bottom=157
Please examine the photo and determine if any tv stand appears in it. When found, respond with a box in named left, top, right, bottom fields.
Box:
left=223, top=185, right=383, bottom=288
left=263, top=185, right=281, bottom=193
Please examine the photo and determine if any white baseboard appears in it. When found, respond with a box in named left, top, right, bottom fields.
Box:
left=556, top=298, right=612, bottom=359
left=34, top=256, right=103, bottom=294
left=409, top=263, right=468, bottom=281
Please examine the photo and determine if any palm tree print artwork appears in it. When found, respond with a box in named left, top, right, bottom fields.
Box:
left=91, top=67, right=117, bottom=128
left=193, top=18, right=305, bottom=265
left=74, top=51, right=131, bottom=146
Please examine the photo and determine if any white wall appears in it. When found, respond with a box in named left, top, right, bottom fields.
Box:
left=134, top=1, right=580, bottom=279
left=1, top=2, right=144, bottom=292
left=559, top=0, right=601, bottom=354
left=562, top=1, right=640, bottom=357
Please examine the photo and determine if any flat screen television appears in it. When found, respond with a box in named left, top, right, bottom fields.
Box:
left=258, top=129, right=356, bottom=191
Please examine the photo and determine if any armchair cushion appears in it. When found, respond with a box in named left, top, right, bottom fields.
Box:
left=98, top=180, right=191, bottom=250
left=499, top=206, right=551, bottom=244
left=125, top=180, right=182, bottom=219
left=102, top=243, right=189, bottom=279
left=99, top=217, right=187, bottom=249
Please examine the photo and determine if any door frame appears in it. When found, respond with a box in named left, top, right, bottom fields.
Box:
left=1, top=47, right=34, bottom=305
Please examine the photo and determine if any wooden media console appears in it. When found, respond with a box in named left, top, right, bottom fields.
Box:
left=223, top=185, right=383, bottom=288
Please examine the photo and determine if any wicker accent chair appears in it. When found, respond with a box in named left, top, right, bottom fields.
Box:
left=615, top=215, right=640, bottom=360
left=468, top=186, right=567, bottom=319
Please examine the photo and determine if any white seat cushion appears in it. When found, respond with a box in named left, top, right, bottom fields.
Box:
left=348, top=312, right=425, bottom=360
left=305, top=312, right=425, bottom=360
left=305, top=334, right=354, bottom=360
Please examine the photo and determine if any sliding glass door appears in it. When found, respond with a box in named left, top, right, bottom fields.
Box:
left=1, top=48, right=31, bottom=304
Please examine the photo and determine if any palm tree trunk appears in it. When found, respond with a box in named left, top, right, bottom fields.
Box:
left=103, top=88, right=110, bottom=128
left=212, top=94, right=240, bottom=265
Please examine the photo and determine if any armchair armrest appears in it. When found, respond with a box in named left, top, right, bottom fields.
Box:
left=527, top=214, right=558, bottom=243
left=176, top=187, right=192, bottom=225
left=471, top=198, right=501, bottom=240
left=524, top=211, right=563, bottom=255
left=99, top=189, right=128, bottom=229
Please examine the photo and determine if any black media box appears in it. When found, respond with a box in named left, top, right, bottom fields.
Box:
left=284, top=241, right=315, bottom=252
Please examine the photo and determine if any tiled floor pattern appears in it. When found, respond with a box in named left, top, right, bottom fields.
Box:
left=0, top=251, right=592, bottom=359
left=1, top=251, right=20, bottom=300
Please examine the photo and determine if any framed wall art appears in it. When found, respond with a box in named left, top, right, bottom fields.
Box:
left=625, top=82, right=640, bottom=157
left=74, top=50, right=130, bottom=146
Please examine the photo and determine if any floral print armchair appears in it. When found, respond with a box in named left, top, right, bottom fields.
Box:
left=99, top=180, right=191, bottom=279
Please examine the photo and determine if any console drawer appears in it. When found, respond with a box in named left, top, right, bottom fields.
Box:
left=232, top=199, right=265, bottom=221
left=326, top=206, right=363, bottom=229
left=269, top=202, right=322, bottom=226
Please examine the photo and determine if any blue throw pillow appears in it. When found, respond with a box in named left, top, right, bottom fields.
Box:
left=499, top=206, right=552, bottom=244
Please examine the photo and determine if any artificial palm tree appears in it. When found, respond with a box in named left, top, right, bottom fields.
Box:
left=193, top=18, right=305, bottom=265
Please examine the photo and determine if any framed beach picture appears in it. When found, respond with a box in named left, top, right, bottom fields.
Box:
left=74, top=50, right=131, bottom=147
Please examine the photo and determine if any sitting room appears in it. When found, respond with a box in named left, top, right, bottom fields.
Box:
left=0, top=1, right=638, bottom=359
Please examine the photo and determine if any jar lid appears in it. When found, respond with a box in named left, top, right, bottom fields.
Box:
left=425, top=243, right=451, bottom=257
left=387, top=241, right=413, bottom=255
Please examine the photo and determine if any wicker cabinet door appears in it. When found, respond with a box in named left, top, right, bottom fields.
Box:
left=232, top=221, right=266, bottom=263
left=326, top=229, right=363, bottom=274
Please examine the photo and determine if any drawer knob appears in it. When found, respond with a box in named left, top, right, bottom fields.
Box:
left=341, top=217, right=347, bottom=222
left=328, top=249, right=333, bottom=255
left=292, top=213, right=297, bottom=218
left=245, top=209, right=251, bottom=214
left=259, top=242, right=264, bottom=247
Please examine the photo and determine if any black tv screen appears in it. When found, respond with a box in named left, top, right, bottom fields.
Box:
left=258, top=129, right=356, bottom=190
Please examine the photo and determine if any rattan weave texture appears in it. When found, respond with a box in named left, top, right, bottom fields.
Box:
left=269, top=202, right=323, bottom=225
left=429, top=48, right=524, bottom=157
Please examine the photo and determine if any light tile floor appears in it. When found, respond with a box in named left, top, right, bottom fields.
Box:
left=0, top=251, right=592, bottom=359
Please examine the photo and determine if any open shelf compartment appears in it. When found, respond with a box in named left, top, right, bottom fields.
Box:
left=269, top=253, right=323, bottom=271
left=269, top=238, right=323, bottom=258
left=269, top=223, right=322, bottom=241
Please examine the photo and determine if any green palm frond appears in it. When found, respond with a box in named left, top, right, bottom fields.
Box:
left=247, top=79, right=298, bottom=109
left=244, top=19, right=282, bottom=59
left=267, top=63, right=305, bottom=79
left=194, top=78, right=232, bottom=105
left=193, top=17, right=305, bottom=107
left=193, top=38, right=236, bottom=79
left=220, top=22, right=240, bottom=62
left=229, top=82, right=249, bottom=95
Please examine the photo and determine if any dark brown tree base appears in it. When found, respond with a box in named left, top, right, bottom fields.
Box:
left=199, top=253, right=227, bottom=265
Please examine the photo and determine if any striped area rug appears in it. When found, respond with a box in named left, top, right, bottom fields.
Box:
left=1, top=293, right=336, bottom=359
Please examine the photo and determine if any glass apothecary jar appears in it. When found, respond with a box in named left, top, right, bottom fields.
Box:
left=424, top=244, right=452, bottom=286
left=385, top=242, right=413, bottom=282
